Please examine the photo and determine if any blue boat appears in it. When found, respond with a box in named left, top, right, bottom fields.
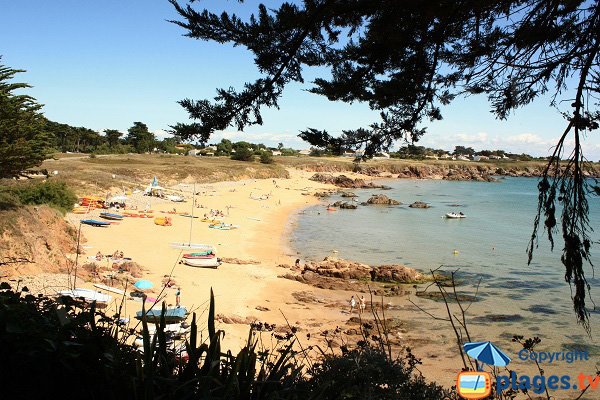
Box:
left=99, top=212, right=124, bottom=220
left=81, top=219, right=111, bottom=227
left=136, top=307, right=187, bottom=323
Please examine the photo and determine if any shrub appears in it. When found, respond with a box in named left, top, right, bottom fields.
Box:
left=231, top=146, right=255, bottom=161
left=0, top=180, right=77, bottom=213
left=260, top=151, right=274, bottom=164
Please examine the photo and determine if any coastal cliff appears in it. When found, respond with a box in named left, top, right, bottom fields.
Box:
left=291, top=159, right=600, bottom=181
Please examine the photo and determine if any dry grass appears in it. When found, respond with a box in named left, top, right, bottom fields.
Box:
left=40, top=153, right=290, bottom=195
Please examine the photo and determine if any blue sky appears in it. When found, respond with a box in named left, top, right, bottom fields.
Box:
left=2, top=0, right=598, bottom=159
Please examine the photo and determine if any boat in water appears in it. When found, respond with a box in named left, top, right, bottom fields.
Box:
left=445, top=212, right=466, bottom=219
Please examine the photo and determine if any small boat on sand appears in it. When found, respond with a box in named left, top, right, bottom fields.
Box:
left=58, top=288, right=112, bottom=305
left=209, top=223, right=238, bottom=230
left=81, top=219, right=111, bottom=227
left=183, top=252, right=215, bottom=259
left=445, top=212, right=466, bottom=219
left=170, top=242, right=214, bottom=250
left=100, top=212, right=124, bottom=220
left=136, top=307, right=188, bottom=324
left=181, top=257, right=221, bottom=268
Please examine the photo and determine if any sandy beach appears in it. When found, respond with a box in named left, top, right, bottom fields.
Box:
left=65, top=169, right=362, bottom=357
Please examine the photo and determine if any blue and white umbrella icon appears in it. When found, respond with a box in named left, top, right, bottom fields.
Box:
left=464, top=341, right=511, bottom=367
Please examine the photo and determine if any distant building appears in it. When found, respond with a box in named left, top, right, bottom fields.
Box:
left=489, top=155, right=501, bottom=159
left=205, top=145, right=217, bottom=151
left=187, top=149, right=201, bottom=156
left=299, top=149, right=311, bottom=155
left=425, top=155, right=438, bottom=160
left=342, top=151, right=355, bottom=157
left=439, top=153, right=453, bottom=159
left=272, top=150, right=282, bottom=156
left=457, top=155, right=470, bottom=161
left=203, top=152, right=214, bottom=157
left=473, top=155, right=489, bottom=161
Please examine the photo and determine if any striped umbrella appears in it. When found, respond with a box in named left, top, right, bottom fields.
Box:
left=463, top=341, right=511, bottom=367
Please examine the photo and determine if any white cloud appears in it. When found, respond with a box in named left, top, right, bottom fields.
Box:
left=453, top=132, right=489, bottom=143
left=506, top=133, right=550, bottom=145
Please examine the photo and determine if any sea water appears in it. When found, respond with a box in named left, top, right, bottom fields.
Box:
left=290, top=177, right=600, bottom=377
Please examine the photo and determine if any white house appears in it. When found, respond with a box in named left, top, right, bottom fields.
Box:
left=299, top=149, right=311, bottom=155
left=272, top=150, right=282, bottom=156
left=457, top=155, right=471, bottom=161
left=489, top=155, right=501, bottom=159
left=205, top=145, right=217, bottom=151
left=473, top=155, right=489, bottom=161
left=187, top=149, right=201, bottom=156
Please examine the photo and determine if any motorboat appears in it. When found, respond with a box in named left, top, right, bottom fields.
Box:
left=445, top=212, right=466, bottom=219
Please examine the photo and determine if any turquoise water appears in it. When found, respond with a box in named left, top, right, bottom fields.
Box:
left=290, top=177, right=600, bottom=368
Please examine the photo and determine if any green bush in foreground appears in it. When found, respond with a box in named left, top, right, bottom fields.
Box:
left=0, top=285, right=449, bottom=400
left=260, top=151, right=275, bottom=164
left=0, top=180, right=77, bottom=213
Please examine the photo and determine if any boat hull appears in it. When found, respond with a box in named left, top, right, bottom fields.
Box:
left=182, top=258, right=221, bottom=268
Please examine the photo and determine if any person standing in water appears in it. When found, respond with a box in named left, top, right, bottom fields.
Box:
left=175, top=287, right=181, bottom=308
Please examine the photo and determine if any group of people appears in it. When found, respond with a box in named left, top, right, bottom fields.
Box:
left=94, top=249, right=125, bottom=261
left=349, top=295, right=367, bottom=314
left=204, top=209, right=225, bottom=218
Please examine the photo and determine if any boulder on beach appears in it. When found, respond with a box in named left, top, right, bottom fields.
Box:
left=366, top=194, right=400, bottom=205
left=408, top=201, right=430, bottom=208
left=304, top=256, right=372, bottom=280
left=340, top=191, right=357, bottom=198
left=371, top=264, right=425, bottom=283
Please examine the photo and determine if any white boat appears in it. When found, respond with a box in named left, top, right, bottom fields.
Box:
left=58, top=288, right=112, bottom=303
left=93, top=283, right=126, bottom=295
left=182, top=257, right=221, bottom=268
left=170, top=242, right=215, bottom=250
left=445, top=212, right=466, bottom=219
left=166, top=194, right=185, bottom=202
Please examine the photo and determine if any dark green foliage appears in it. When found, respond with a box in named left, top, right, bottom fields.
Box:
left=0, top=180, right=77, bottom=214
left=0, top=286, right=139, bottom=399
left=126, top=121, right=156, bottom=153
left=104, top=128, right=123, bottom=148
left=231, top=146, right=255, bottom=161
left=168, top=0, right=600, bottom=327
left=0, top=286, right=449, bottom=400
left=0, top=60, right=54, bottom=178
left=260, top=151, right=274, bottom=164
left=302, top=347, right=447, bottom=400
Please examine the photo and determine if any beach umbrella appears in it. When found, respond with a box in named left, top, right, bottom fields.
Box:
left=134, top=279, right=154, bottom=290
left=464, top=341, right=511, bottom=367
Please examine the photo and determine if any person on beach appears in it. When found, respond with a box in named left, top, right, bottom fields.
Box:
left=295, top=259, right=301, bottom=268
left=359, top=295, right=366, bottom=313
left=95, top=251, right=103, bottom=261
left=349, top=295, right=356, bottom=313
left=176, top=288, right=181, bottom=307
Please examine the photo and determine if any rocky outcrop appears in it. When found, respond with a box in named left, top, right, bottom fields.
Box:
left=340, top=191, right=357, bottom=198
left=303, top=257, right=372, bottom=280
left=310, top=174, right=390, bottom=189
left=366, top=194, right=401, bottom=205
left=281, top=257, right=430, bottom=294
left=409, top=201, right=430, bottom=208
left=371, top=264, right=424, bottom=283
left=331, top=201, right=358, bottom=209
